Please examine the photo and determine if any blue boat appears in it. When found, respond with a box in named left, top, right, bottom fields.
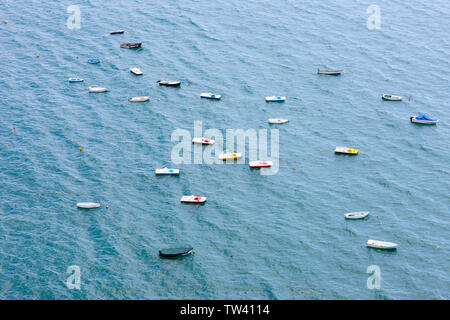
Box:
left=87, top=59, right=100, bottom=64
left=410, top=114, right=439, bottom=124
left=68, top=78, right=84, bottom=82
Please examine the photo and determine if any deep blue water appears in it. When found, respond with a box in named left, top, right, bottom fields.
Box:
left=0, top=0, right=449, bottom=299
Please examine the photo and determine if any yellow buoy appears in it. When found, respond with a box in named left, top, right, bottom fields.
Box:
left=4, top=20, right=7, bottom=24
left=36, top=54, right=39, bottom=58
left=79, top=147, right=83, bottom=151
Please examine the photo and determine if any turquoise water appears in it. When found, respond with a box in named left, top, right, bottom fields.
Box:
left=0, top=0, right=449, bottom=299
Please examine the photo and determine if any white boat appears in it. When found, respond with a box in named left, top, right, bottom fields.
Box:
left=157, top=80, right=181, bottom=87
left=68, top=78, right=84, bottom=82
left=268, top=118, right=289, bottom=124
left=130, top=67, right=143, bottom=75
left=381, top=93, right=402, bottom=101
left=344, top=211, right=369, bottom=220
left=265, top=96, right=286, bottom=102
left=129, top=96, right=149, bottom=102
left=200, top=92, right=221, bottom=100
left=317, top=68, right=342, bottom=75
left=110, top=30, right=124, bottom=35
left=155, top=168, right=180, bottom=175
left=76, top=202, right=101, bottom=209
left=89, top=87, right=108, bottom=93
left=367, top=239, right=398, bottom=250
left=218, top=152, right=242, bottom=160
left=334, top=146, right=359, bottom=155
left=249, top=160, right=273, bottom=168
left=192, top=137, right=215, bottom=145
left=410, top=114, right=439, bottom=124
left=180, top=195, right=206, bottom=203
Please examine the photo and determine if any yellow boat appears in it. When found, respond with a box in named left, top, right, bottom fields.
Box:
left=218, top=152, right=242, bottom=160
left=335, top=147, right=358, bottom=155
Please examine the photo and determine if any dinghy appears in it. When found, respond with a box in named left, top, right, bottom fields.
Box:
left=129, top=96, right=149, bottom=102
left=317, top=68, right=342, bottom=75
left=76, top=202, right=101, bottom=209
left=344, top=211, right=369, bottom=220
left=89, top=87, right=108, bottom=93
left=192, top=137, right=215, bottom=145
left=110, top=30, right=124, bottom=35
left=249, top=161, right=273, bottom=168
left=130, top=67, right=143, bottom=75
left=265, top=96, right=286, bottom=102
left=68, top=78, right=84, bottom=82
left=268, top=118, right=289, bottom=124
left=367, top=239, right=398, bottom=250
left=155, top=168, right=180, bottom=175
left=87, top=59, right=100, bottom=64
left=157, top=80, right=181, bottom=87
left=410, top=114, right=439, bottom=124
left=159, top=246, right=194, bottom=258
left=120, top=42, right=141, bottom=48
left=181, top=195, right=207, bottom=203
left=382, top=93, right=402, bottom=101
left=335, top=147, right=358, bottom=155
left=200, top=92, right=221, bottom=100
left=218, top=152, right=242, bottom=160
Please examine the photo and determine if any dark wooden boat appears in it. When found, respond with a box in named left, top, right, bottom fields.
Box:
left=110, top=30, right=124, bottom=35
left=120, top=42, right=142, bottom=49
left=159, top=246, right=194, bottom=258
left=157, top=80, right=181, bottom=87
left=317, top=68, right=342, bottom=75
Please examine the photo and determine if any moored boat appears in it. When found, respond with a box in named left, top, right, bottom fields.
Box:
left=367, top=239, right=398, bottom=250
left=265, top=96, right=286, bottom=102
left=110, top=30, right=124, bottom=35
left=129, top=96, right=149, bottom=102
left=200, top=92, right=221, bottom=100
left=69, top=78, right=84, bottom=82
left=382, top=93, right=402, bottom=101
left=157, top=80, right=181, bottom=87
left=249, top=160, right=273, bottom=168
left=192, top=137, right=215, bottom=145
left=87, top=59, right=100, bottom=64
left=180, top=195, right=207, bottom=203
left=89, top=87, right=108, bottom=93
left=410, top=114, right=439, bottom=124
left=268, top=118, right=289, bottom=124
left=130, top=67, right=143, bottom=75
left=76, top=202, right=101, bottom=209
left=120, top=42, right=142, bottom=48
left=155, top=168, right=180, bottom=175
left=344, top=211, right=369, bottom=220
left=335, top=147, right=358, bottom=155
left=218, top=152, right=242, bottom=160
left=159, top=246, right=194, bottom=258
left=317, top=68, right=342, bottom=75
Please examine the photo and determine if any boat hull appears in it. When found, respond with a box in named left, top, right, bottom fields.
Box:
left=367, top=240, right=398, bottom=250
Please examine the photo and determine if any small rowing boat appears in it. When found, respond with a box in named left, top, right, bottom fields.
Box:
left=68, top=78, right=84, bottom=82
left=89, top=87, right=108, bottom=93
left=120, top=42, right=141, bottom=48
left=87, top=59, right=100, bottom=64
left=200, top=92, right=221, bottom=100
left=410, top=114, right=439, bottom=124
left=367, top=239, right=398, bottom=250
left=155, top=168, right=180, bottom=175
left=192, top=137, right=215, bottom=145
left=268, top=118, right=289, bottom=124
left=129, top=96, right=149, bottom=102
left=110, top=30, right=124, bottom=35
left=265, top=96, right=286, bottom=102
left=157, top=80, right=181, bottom=87
left=76, top=202, right=101, bottom=209
left=317, top=68, right=342, bottom=75
left=218, top=152, right=242, bottom=160
left=159, top=246, right=194, bottom=258
left=249, top=160, right=273, bottom=168
left=382, top=93, right=402, bottom=101
left=181, top=195, right=206, bottom=203
left=335, top=147, right=358, bottom=155
left=344, top=211, right=369, bottom=220
left=130, top=67, right=143, bottom=75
